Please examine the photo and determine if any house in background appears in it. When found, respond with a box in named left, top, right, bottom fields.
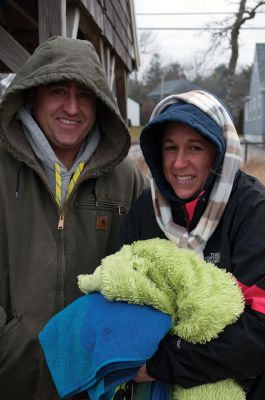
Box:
left=140, top=78, right=200, bottom=123
left=148, top=78, right=200, bottom=103
left=243, top=43, right=265, bottom=141
left=0, top=0, right=140, bottom=121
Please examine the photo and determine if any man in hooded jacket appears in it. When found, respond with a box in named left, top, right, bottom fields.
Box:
left=0, top=36, right=145, bottom=400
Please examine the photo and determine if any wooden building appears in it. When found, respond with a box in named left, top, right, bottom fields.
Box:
left=0, top=0, right=140, bottom=120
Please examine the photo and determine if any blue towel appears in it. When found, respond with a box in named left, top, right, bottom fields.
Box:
left=39, top=293, right=172, bottom=399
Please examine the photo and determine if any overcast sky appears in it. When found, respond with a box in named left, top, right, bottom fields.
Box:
left=133, top=0, right=265, bottom=76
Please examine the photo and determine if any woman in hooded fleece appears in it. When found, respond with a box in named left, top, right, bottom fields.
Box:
left=119, top=90, right=265, bottom=400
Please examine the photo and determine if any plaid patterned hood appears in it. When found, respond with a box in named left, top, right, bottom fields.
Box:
left=140, top=90, right=242, bottom=254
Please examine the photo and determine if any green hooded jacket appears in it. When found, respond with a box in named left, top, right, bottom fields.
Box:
left=0, top=36, right=145, bottom=399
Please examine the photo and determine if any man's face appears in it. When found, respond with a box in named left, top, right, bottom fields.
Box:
left=32, top=80, right=97, bottom=155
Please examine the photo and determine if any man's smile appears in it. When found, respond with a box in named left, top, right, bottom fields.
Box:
left=56, top=117, right=80, bottom=125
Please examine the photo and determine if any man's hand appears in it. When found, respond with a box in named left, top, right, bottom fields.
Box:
left=134, top=364, right=155, bottom=382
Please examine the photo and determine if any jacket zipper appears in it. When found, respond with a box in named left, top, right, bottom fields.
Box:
left=30, top=167, right=66, bottom=308
left=58, top=211, right=65, bottom=230
left=58, top=223, right=66, bottom=310
left=33, top=173, right=65, bottom=230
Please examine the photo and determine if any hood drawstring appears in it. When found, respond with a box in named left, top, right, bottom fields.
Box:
left=16, top=161, right=85, bottom=205
left=16, top=165, right=24, bottom=198
left=55, top=161, right=85, bottom=209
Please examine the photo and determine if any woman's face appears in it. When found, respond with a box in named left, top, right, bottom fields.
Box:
left=162, top=122, right=216, bottom=199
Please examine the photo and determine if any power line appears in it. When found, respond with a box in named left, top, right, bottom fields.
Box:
left=138, top=27, right=265, bottom=30
left=136, top=12, right=265, bottom=15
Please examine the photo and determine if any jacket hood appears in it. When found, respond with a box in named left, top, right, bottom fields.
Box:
left=140, top=94, right=227, bottom=202
left=0, top=36, right=130, bottom=173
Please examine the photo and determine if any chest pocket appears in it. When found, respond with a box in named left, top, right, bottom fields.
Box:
left=76, top=199, right=127, bottom=215
left=75, top=199, right=128, bottom=235
left=72, top=199, right=128, bottom=272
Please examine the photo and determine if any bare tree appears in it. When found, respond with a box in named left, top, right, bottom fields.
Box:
left=138, top=30, right=157, bottom=55
left=207, top=0, right=265, bottom=116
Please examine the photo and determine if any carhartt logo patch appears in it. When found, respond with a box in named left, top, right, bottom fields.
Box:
left=96, top=216, right=108, bottom=230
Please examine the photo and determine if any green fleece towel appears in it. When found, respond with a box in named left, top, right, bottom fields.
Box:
left=78, top=238, right=246, bottom=400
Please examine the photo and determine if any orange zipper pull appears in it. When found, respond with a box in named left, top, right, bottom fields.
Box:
left=58, top=212, right=65, bottom=230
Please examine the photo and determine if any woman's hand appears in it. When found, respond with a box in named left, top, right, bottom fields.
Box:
left=134, top=364, right=156, bottom=382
